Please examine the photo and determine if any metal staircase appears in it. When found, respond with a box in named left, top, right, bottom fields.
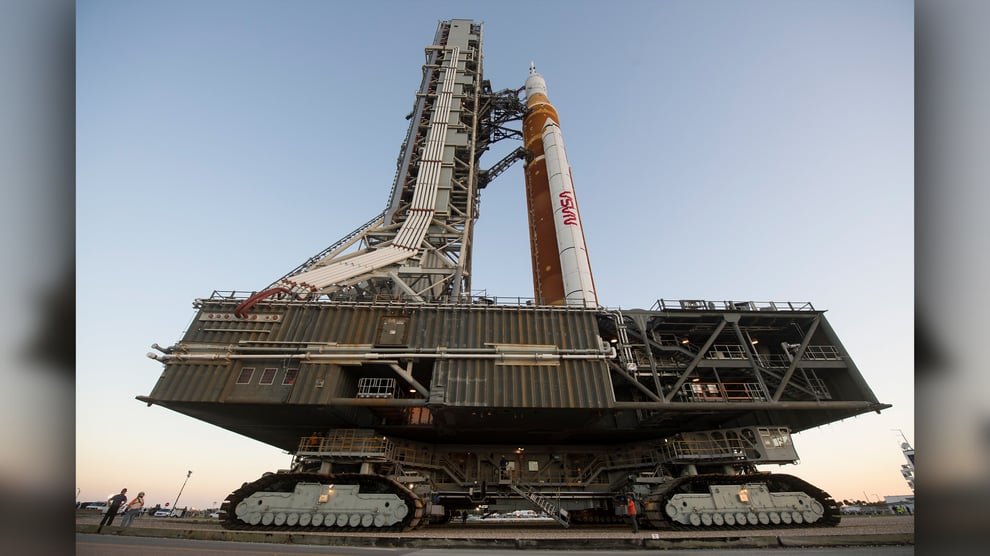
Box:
left=508, top=483, right=570, bottom=528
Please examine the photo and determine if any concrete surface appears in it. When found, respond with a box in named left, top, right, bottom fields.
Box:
left=76, top=510, right=914, bottom=550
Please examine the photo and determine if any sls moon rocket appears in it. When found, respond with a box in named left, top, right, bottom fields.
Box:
left=522, top=64, right=598, bottom=307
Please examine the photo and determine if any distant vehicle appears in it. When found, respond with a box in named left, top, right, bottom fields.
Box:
left=154, top=508, right=186, bottom=518
left=153, top=509, right=171, bottom=517
left=841, top=504, right=890, bottom=516
left=496, top=510, right=552, bottom=520
left=509, top=510, right=539, bottom=518
left=209, top=511, right=225, bottom=518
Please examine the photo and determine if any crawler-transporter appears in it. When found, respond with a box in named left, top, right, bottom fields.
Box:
left=140, top=20, right=888, bottom=531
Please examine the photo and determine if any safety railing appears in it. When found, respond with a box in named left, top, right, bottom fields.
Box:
left=803, top=345, right=842, bottom=360
left=658, top=436, right=749, bottom=463
left=679, top=382, right=769, bottom=402
left=707, top=344, right=748, bottom=359
left=357, top=377, right=396, bottom=399
left=296, top=429, right=395, bottom=461
left=651, top=299, right=816, bottom=312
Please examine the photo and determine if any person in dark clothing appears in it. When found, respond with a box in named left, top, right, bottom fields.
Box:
left=97, top=488, right=127, bottom=533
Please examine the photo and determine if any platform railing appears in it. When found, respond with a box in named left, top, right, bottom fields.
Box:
left=651, top=299, right=816, bottom=312
left=679, top=382, right=770, bottom=402
left=201, top=292, right=818, bottom=313
left=658, top=437, right=749, bottom=463
left=296, top=430, right=396, bottom=461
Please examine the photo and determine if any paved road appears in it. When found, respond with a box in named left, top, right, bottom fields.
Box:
left=77, top=534, right=914, bottom=556
left=75, top=512, right=915, bottom=539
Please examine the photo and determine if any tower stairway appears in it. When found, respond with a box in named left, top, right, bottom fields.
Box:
left=508, top=483, right=570, bottom=528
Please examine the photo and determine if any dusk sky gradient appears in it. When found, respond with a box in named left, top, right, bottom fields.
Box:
left=76, top=0, right=913, bottom=510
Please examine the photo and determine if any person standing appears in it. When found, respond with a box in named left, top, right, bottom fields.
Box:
left=626, top=495, right=639, bottom=533
left=97, top=488, right=127, bottom=533
left=120, top=491, right=145, bottom=528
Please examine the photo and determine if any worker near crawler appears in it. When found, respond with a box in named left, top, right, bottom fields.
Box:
left=626, top=495, right=639, bottom=533
left=119, top=491, right=146, bottom=528
left=97, top=488, right=127, bottom=533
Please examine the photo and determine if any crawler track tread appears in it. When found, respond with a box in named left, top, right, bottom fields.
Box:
left=220, top=472, right=425, bottom=532
left=642, top=473, right=840, bottom=531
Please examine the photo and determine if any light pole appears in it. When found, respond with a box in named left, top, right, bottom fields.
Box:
left=171, top=470, right=192, bottom=514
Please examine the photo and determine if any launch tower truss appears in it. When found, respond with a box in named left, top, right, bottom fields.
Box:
left=243, top=20, right=526, bottom=309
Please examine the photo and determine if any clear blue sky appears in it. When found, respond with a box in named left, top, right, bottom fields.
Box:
left=76, top=0, right=913, bottom=509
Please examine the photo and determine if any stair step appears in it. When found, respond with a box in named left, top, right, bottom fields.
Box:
left=508, top=484, right=570, bottom=528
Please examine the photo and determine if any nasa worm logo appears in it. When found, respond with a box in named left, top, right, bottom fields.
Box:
left=559, top=191, right=577, bottom=225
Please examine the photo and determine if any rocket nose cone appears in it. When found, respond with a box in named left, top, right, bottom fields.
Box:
left=525, top=72, right=547, bottom=100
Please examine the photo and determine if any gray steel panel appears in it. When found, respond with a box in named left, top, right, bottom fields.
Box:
left=439, top=359, right=613, bottom=408
left=148, top=363, right=230, bottom=403
left=285, top=364, right=350, bottom=405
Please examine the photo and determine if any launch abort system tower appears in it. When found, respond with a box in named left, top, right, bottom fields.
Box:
left=141, top=19, right=888, bottom=531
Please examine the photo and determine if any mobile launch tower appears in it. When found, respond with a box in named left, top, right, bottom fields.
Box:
left=141, top=19, right=889, bottom=531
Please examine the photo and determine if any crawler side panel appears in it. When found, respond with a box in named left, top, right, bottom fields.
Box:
left=143, top=299, right=886, bottom=450
left=144, top=301, right=612, bottom=449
